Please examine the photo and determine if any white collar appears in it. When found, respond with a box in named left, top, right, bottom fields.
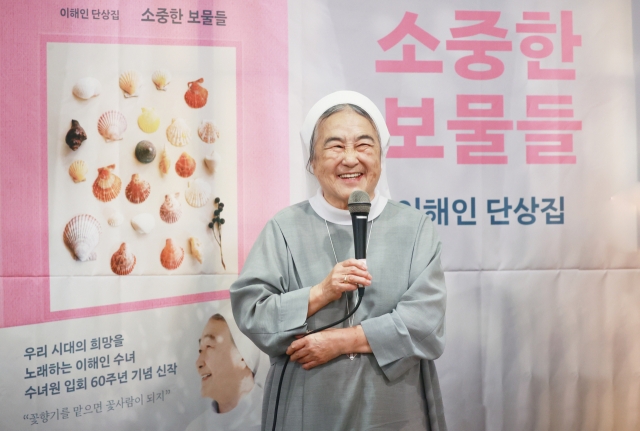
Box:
left=308, top=188, right=388, bottom=225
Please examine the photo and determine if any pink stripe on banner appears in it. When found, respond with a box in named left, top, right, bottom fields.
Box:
left=0, top=1, right=289, bottom=328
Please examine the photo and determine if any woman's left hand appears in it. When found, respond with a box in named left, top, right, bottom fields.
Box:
left=286, top=330, right=343, bottom=370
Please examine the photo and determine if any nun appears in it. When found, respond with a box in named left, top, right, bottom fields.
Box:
left=230, top=91, right=447, bottom=430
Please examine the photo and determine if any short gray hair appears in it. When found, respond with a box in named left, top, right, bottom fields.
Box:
left=306, top=104, right=380, bottom=174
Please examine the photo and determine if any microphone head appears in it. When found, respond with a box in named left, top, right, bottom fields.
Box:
left=348, top=190, right=371, bottom=214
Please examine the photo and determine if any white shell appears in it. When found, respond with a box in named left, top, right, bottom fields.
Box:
left=131, top=213, right=155, bottom=234
left=63, top=214, right=101, bottom=262
left=107, top=210, right=124, bottom=227
left=185, top=179, right=212, bottom=208
left=190, top=237, right=203, bottom=263
left=204, top=150, right=221, bottom=174
left=68, top=160, right=88, bottom=183
left=72, top=77, right=101, bottom=100
left=152, top=69, right=172, bottom=90
left=198, top=120, right=220, bottom=144
left=119, top=70, right=141, bottom=98
left=97, top=111, right=127, bottom=142
left=166, top=118, right=191, bottom=147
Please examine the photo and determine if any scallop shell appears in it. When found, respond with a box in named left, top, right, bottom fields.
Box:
left=175, top=152, right=196, bottom=178
left=131, top=213, right=155, bottom=234
left=185, top=178, right=211, bottom=208
left=166, top=118, right=191, bottom=147
left=198, top=120, right=220, bottom=144
left=125, top=174, right=151, bottom=204
left=119, top=70, right=141, bottom=98
left=107, top=210, right=124, bottom=227
left=190, top=237, right=203, bottom=264
left=184, top=78, right=208, bottom=108
left=68, top=160, right=88, bottom=183
left=160, top=238, right=184, bottom=270
left=72, top=77, right=101, bottom=100
left=137, top=108, right=160, bottom=133
left=204, top=149, right=221, bottom=174
left=111, top=243, right=136, bottom=275
left=159, top=146, right=171, bottom=175
left=63, top=214, right=101, bottom=262
left=135, top=140, right=157, bottom=164
left=97, top=111, right=127, bottom=142
left=152, top=69, right=172, bottom=90
left=159, top=192, right=182, bottom=224
left=65, top=119, right=87, bottom=151
left=92, top=164, right=121, bottom=202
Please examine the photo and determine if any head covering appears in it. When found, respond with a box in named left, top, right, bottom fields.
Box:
left=300, top=91, right=391, bottom=199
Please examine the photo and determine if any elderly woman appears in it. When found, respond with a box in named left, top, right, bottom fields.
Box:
left=230, top=91, right=447, bottom=431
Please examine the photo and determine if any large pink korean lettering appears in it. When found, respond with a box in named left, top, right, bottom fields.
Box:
left=517, top=95, right=581, bottom=164
left=446, top=11, right=512, bottom=80
left=385, top=98, right=443, bottom=158
left=447, top=95, right=513, bottom=164
left=376, top=12, right=443, bottom=73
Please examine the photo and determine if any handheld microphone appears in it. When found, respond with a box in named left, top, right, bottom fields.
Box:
left=348, top=190, right=371, bottom=298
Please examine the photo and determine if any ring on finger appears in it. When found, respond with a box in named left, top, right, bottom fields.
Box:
left=343, top=275, right=349, bottom=284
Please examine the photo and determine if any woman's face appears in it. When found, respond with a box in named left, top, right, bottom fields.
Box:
left=311, top=109, right=381, bottom=209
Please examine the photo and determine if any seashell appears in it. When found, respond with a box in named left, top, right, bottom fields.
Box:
left=63, top=214, right=101, bottom=262
left=175, top=152, right=196, bottom=178
left=160, top=238, right=184, bottom=270
left=137, top=108, right=160, bottom=133
left=107, top=210, right=124, bottom=227
left=135, top=140, right=156, bottom=164
left=119, top=70, right=141, bottom=98
left=152, top=69, right=172, bottom=90
left=131, top=213, right=155, bottom=234
left=97, top=111, right=127, bottom=142
left=68, top=160, right=88, bottom=183
left=166, top=118, right=191, bottom=147
left=198, top=120, right=220, bottom=144
left=159, top=192, right=182, bottom=224
left=72, top=77, right=101, bottom=100
left=204, top=149, right=221, bottom=174
left=190, top=237, right=203, bottom=264
left=125, top=174, right=151, bottom=204
left=185, top=178, right=211, bottom=208
left=110, top=243, right=136, bottom=275
left=159, top=145, right=171, bottom=175
left=65, top=119, right=87, bottom=151
left=92, top=164, right=121, bottom=202
left=184, top=78, right=208, bottom=109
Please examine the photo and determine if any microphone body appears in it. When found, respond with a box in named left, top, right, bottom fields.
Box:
left=348, top=190, right=372, bottom=298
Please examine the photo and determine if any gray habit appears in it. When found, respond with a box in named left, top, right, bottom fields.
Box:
left=230, top=200, right=447, bottom=431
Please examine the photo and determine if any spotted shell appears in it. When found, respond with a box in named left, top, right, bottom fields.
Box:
left=110, top=243, right=136, bottom=275
left=135, top=140, right=156, bottom=164
left=198, top=120, right=220, bottom=144
left=131, top=213, right=155, bottom=234
left=175, top=152, right=196, bottom=178
left=166, top=118, right=191, bottom=147
left=204, top=149, right=221, bottom=175
left=190, top=237, right=203, bottom=264
left=119, top=70, right=141, bottom=98
left=159, top=146, right=171, bottom=175
left=184, top=78, right=208, bottom=109
left=65, top=120, right=87, bottom=151
left=92, top=164, right=121, bottom=202
left=68, top=160, right=88, bottom=183
left=185, top=178, right=211, bottom=208
left=97, top=111, right=127, bottom=142
left=125, top=173, right=151, bottom=204
left=107, top=210, right=124, bottom=227
left=63, top=214, right=101, bottom=262
left=160, top=238, right=184, bottom=270
left=159, top=192, right=182, bottom=224
left=137, top=108, right=160, bottom=133
left=72, top=77, right=101, bottom=100
left=152, top=69, right=172, bottom=91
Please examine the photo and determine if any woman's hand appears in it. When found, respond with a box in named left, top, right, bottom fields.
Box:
left=308, top=259, right=371, bottom=317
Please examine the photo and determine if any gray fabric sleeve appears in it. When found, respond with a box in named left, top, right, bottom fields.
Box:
left=230, top=219, right=310, bottom=357
left=360, top=216, right=447, bottom=381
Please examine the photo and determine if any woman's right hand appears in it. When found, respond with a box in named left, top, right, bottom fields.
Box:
left=308, top=259, right=372, bottom=317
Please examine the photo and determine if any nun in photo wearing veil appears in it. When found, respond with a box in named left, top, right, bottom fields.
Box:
left=230, top=91, right=447, bottom=431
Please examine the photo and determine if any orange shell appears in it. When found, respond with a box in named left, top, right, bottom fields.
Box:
left=160, top=238, right=184, bottom=270
left=175, top=152, right=196, bottom=178
left=110, top=243, right=136, bottom=275
left=92, top=164, right=121, bottom=202
left=125, top=174, right=151, bottom=204
left=184, top=78, right=208, bottom=109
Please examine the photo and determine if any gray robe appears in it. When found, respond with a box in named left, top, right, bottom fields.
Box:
left=230, top=200, right=447, bottom=431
